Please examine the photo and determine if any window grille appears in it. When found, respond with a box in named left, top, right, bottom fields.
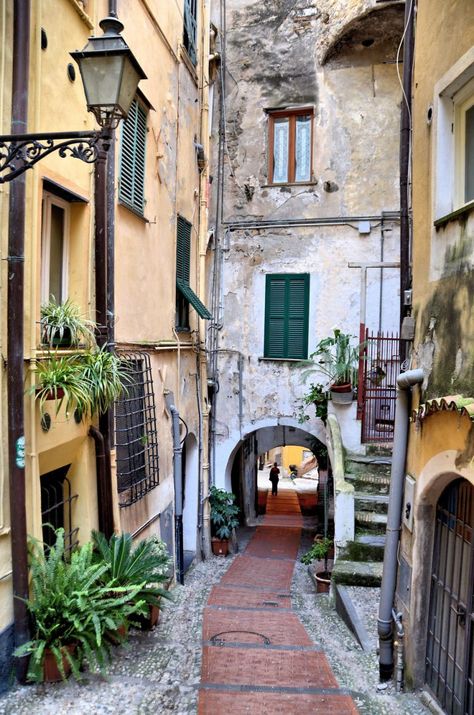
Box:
left=119, top=98, right=147, bottom=215
left=115, top=351, right=159, bottom=507
left=40, top=465, right=79, bottom=556
left=183, top=0, right=198, bottom=65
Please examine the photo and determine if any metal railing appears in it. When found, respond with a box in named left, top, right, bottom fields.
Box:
left=360, top=330, right=400, bottom=444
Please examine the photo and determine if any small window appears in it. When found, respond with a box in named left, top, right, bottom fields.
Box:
left=176, top=215, right=211, bottom=330
left=183, top=0, right=198, bottom=66
left=40, top=465, right=78, bottom=556
left=455, top=81, right=474, bottom=208
left=268, top=108, right=313, bottom=184
left=115, top=352, right=160, bottom=507
left=41, top=193, right=70, bottom=304
left=119, top=98, right=147, bottom=215
left=264, top=274, right=310, bottom=360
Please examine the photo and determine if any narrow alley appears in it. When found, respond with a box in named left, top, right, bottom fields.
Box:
left=199, top=483, right=358, bottom=713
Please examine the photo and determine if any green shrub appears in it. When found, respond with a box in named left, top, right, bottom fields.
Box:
left=209, top=486, right=240, bottom=540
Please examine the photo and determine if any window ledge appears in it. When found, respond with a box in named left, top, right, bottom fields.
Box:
left=118, top=200, right=149, bottom=223
left=434, top=200, right=474, bottom=228
left=258, top=356, right=308, bottom=363
left=262, top=181, right=318, bottom=189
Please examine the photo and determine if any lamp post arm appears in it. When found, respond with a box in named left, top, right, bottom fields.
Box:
left=0, top=129, right=111, bottom=183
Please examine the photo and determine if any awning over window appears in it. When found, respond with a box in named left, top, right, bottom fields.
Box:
left=177, top=279, right=212, bottom=320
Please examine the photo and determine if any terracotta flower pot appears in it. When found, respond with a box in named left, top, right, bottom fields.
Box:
left=330, top=383, right=353, bottom=404
left=211, top=538, right=229, bottom=556
left=136, top=603, right=160, bottom=630
left=43, top=643, right=77, bottom=682
left=315, top=571, right=332, bottom=594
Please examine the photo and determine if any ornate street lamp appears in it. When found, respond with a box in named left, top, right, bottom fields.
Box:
left=0, top=16, right=146, bottom=183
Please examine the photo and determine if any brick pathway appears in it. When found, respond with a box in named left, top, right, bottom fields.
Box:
left=198, top=485, right=359, bottom=714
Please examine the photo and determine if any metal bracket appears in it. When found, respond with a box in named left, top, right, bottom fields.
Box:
left=0, top=130, right=109, bottom=183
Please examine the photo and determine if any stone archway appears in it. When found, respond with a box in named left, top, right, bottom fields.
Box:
left=215, top=418, right=326, bottom=526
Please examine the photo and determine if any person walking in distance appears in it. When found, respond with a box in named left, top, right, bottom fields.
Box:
left=269, top=462, right=280, bottom=496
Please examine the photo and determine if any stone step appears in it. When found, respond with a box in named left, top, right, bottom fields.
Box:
left=332, top=559, right=383, bottom=587
left=340, top=535, right=385, bottom=562
left=354, top=492, right=389, bottom=515
left=355, top=511, right=387, bottom=532
left=346, top=473, right=390, bottom=496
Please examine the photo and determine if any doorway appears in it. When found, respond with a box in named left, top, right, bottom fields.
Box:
left=425, top=478, right=474, bottom=714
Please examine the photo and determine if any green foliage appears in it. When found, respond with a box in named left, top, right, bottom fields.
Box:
left=302, top=328, right=362, bottom=388
left=40, top=297, right=95, bottom=348
left=297, top=382, right=328, bottom=424
left=209, top=486, right=240, bottom=540
left=31, top=354, right=93, bottom=416
left=14, top=529, right=144, bottom=682
left=301, top=537, right=333, bottom=565
left=31, top=345, right=130, bottom=418
left=92, top=531, right=174, bottom=610
left=80, top=345, right=132, bottom=416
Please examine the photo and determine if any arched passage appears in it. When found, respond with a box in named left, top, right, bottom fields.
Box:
left=216, top=419, right=326, bottom=526
left=182, top=433, right=199, bottom=559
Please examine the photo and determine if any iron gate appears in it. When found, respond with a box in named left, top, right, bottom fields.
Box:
left=426, top=479, right=474, bottom=715
left=360, top=330, right=400, bottom=443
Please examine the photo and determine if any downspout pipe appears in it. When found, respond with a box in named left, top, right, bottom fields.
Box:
left=167, top=397, right=184, bottom=585
left=8, top=0, right=30, bottom=683
left=378, top=367, right=423, bottom=680
left=88, top=427, right=109, bottom=534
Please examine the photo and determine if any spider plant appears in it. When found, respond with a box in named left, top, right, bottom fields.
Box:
left=80, top=345, right=132, bottom=416
left=31, top=354, right=92, bottom=416
left=40, top=297, right=96, bottom=348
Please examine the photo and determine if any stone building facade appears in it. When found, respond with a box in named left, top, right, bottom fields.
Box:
left=208, top=0, right=405, bottom=521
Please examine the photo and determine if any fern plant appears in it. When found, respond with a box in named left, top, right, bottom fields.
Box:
left=14, top=529, right=145, bottom=682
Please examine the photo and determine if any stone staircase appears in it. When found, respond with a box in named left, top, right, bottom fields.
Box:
left=332, top=455, right=391, bottom=587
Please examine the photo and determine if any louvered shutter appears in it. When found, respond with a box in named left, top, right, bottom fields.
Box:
left=264, top=274, right=309, bottom=359
left=183, top=0, right=197, bottom=65
left=176, top=216, right=191, bottom=283
left=119, top=99, right=147, bottom=214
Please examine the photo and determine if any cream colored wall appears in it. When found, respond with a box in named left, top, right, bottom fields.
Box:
left=411, top=0, right=474, bottom=397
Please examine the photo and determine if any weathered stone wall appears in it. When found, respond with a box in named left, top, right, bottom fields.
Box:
left=210, top=0, right=404, bottom=486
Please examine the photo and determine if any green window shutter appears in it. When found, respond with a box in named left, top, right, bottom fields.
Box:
left=264, top=274, right=309, bottom=359
left=119, top=99, right=147, bottom=214
left=183, top=0, right=197, bottom=65
left=176, top=216, right=191, bottom=283
left=176, top=215, right=212, bottom=321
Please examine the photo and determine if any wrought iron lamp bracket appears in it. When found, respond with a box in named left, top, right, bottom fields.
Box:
left=0, top=129, right=110, bottom=184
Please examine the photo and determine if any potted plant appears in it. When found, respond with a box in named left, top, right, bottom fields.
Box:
left=30, top=354, right=92, bottom=416
left=209, top=486, right=240, bottom=556
left=30, top=345, right=130, bottom=420
left=304, top=329, right=362, bottom=404
left=80, top=345, right=131, bottom=416
left=40, top=297, right=95, bottom=348
left=14, top=529, right=143, bottom=682
left=301, top=536, right=334, bottom=593
left=92, top=531, right=173, bottom=635
left=297, top=382, right=328, bottom=424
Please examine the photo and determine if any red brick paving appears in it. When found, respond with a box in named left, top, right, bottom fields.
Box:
left=203, top=608, right=313, bottom=646
left=221, top=555, right=294, bottom=591
left=198, top=486, right=358, bottom=714
left=207, top=585, right=292, bottom=609
left=202, top=646, right=338, bottom=688
left=198, top=691, right=359, bottom=714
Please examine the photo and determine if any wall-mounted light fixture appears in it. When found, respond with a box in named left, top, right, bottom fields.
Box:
left=0, top=16, right=146, bottom=183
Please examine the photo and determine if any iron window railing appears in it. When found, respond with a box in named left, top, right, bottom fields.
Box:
left=40, top=465, right=79, bottom=556
left=115, top=351, right=160, bottom=507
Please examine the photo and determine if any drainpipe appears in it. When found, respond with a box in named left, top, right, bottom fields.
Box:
left=378, top=367, right=423, bottom=680
left=166, top=394, right=184, bottom=584
left=88, top=427, right=110, bottom=535
left=399, top=0, right=415, bottom=360
left=392, top=609, right=405, bottom=692
left=7, top=0, right=30, bottom=683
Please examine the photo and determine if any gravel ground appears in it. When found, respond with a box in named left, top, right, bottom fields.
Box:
left=0, top=526, right=431, bottom=714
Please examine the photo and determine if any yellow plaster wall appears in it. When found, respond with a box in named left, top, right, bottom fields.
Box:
left=406, top=411, right=473, bottom=479
left=411, top=0, right=474, bottom=332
